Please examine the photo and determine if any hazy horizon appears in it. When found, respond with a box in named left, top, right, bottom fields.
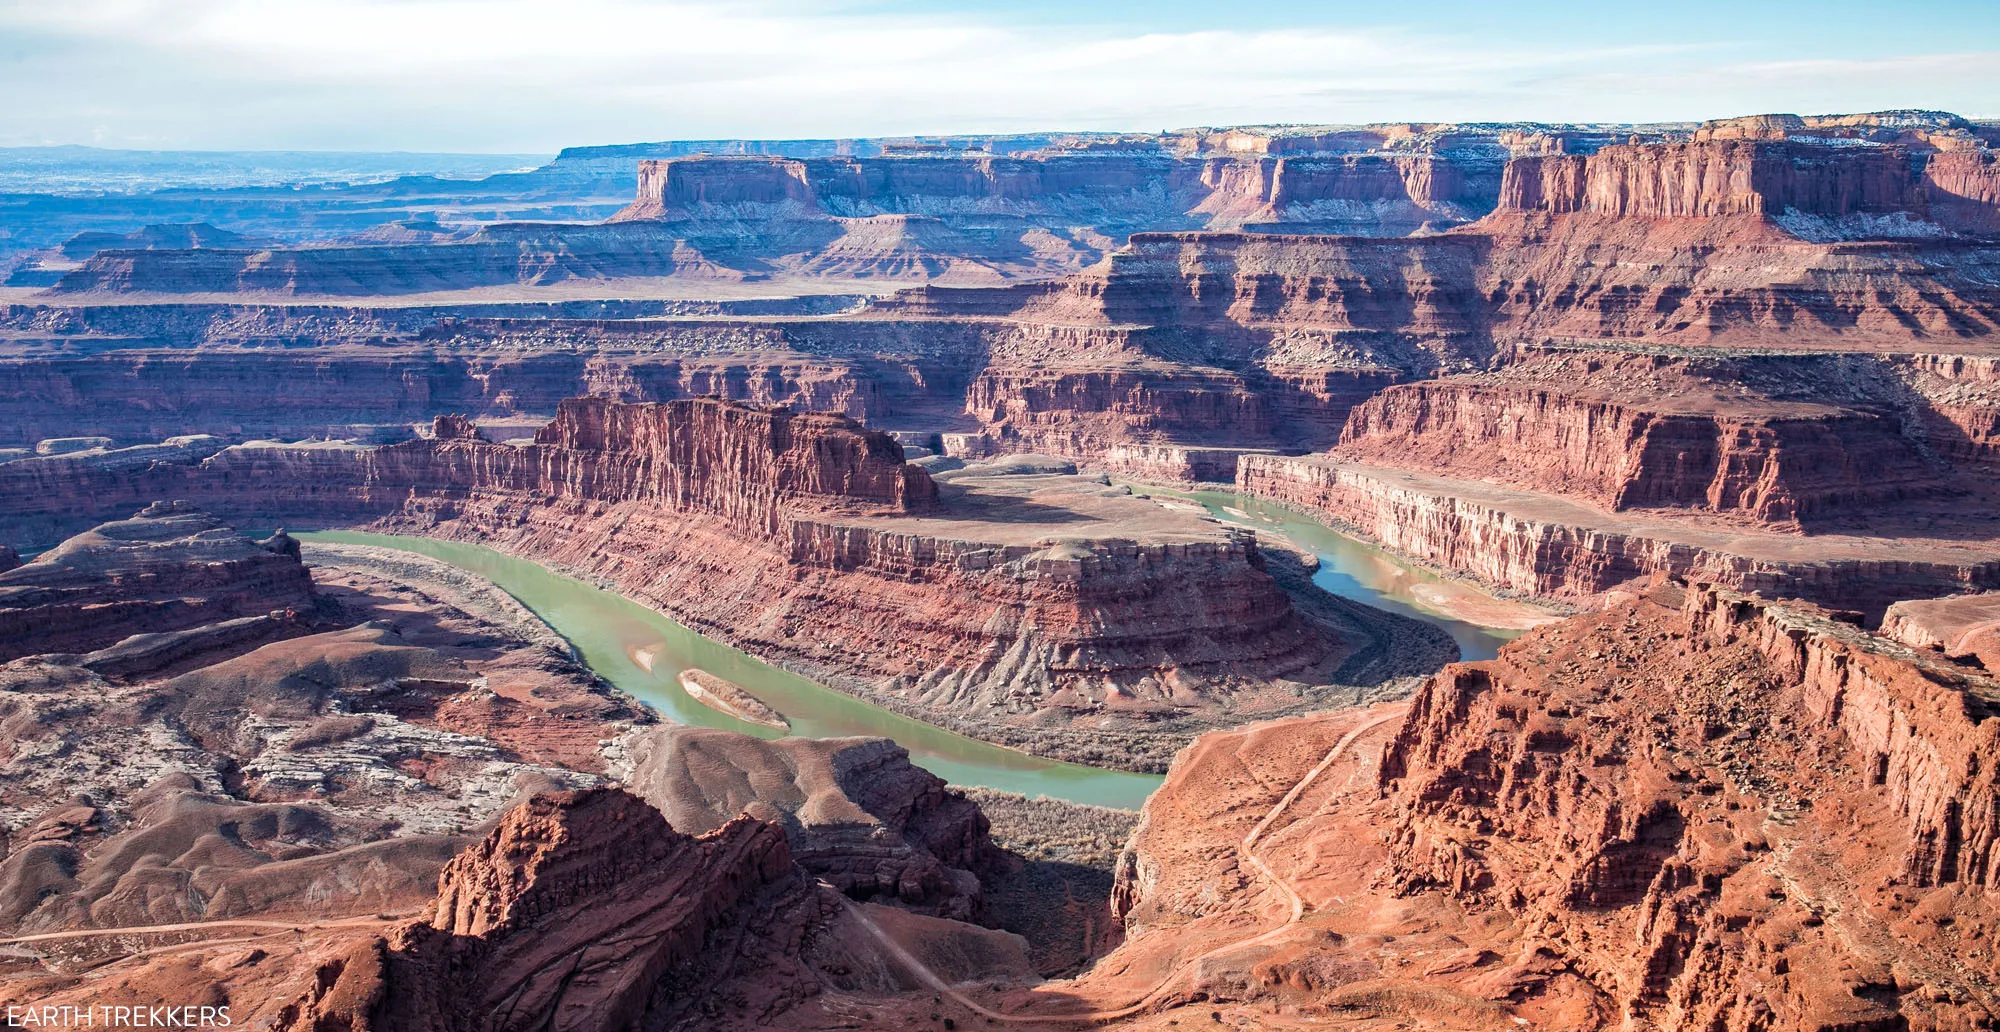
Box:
left=2, top=0, right=1995, bottom=153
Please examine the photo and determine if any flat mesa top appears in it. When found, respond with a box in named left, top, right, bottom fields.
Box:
left=854, top=470, right=1234, bottom=549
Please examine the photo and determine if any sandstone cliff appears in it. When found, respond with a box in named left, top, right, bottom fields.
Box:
left=285, top=788, right=806, bottom=1032
left=0, top=503, right=315, bottom=661
left=616, top=727, right=992, bottom=920
left=1090, top=583, right=2000, bottom=1029
left=1331, top=349, right=1953, bottom=525
left=1237, top=453, right=2000, bottom=614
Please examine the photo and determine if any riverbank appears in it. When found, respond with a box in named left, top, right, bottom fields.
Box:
left=295, top=484, right=1541, bottom=808
left=299, top=530, right=1168, bottom=809
left=1127, top=482, right=1563, bottom=660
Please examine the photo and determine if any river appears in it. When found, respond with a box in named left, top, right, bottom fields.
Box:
left=300, top=505, right=1535, bottom=811
left=1130, top=487, right=1546, bottom=662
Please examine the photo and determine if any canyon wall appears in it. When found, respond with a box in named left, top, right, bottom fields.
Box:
left=0, top=504, right=314, bottom=661
left=617, top=151, right=1503, bottom=236
left=1237, top=454, right=2000, bottom=612
left=1331, top=349, right=1953, bottom=525
left=1372, top=584, right=2000, bottom=1027
left=1894, top=352, right=2000, bottom=467
left=1102, top=580, right=2000, bottom=1028
left=515, top=395, right=937, bottom=519
left=965, top=363, right=1396, bottom=459
left=0, top=401, right=1400, bottom=770
left=1497, top=140, right=1927, bottom=219
left=291, top=788, right=804, bottom=1032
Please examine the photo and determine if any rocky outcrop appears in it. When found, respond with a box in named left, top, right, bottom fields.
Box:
left=1497, top=139, right=1928, bottom=219
left=616, top=728, right=990, bottom=920
left=966, top=362, right=1396, bottom=460
left=1237, top=454, right=2000, bottom=613
left=1367, top=585, right=2000, bottom=1027
left=1924, top=148, right=2000, bottom=235
left=1881, top=591, right=2000, bottom=672
left=288, top=788, right=803, bottom=1032
left=1094, top=583, right=2000, bottom=1029
left=1332, top=349, right=1952, bottom=525
left=519, top=395, right=936, bottom=517
left=0, top=504, right=315, bottom=661
left=1894, top=352, right=2000, bottom=467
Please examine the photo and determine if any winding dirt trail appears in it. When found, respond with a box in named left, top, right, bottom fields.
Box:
left=845, top=706, right=1408, bottom=1025
left=0, top=912, right=405, bottom=947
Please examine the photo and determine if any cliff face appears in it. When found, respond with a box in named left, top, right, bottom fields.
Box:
left=1377, top=585, right=2000, bottom=1027
left=617, top=728, right=991, bottom=920
left=1470, top=136, right=2000, bottom=348
left=289, top=788, right=804, bottom=1032
left=965, top=362, right=1396, bottom=460
left=1237, top=454, right=2000, bottom=613
left=497, top=395, right=937, bottom=525
left=0, top=401, right=1383, bottom=771
left=1925, top=148, right=2000, bottom=235
left=616, top=152, right=1502, bottom=236
left=1013, top=231, right=1491, bottom=349
left=1497, top=140, right=1928, bottom=219
left=1100, top=584, right=2000, bottom=1029
left=0, top=504, right=314, bottom=661
left=1895, top=353, right=2000, bottom=467
left=1332, top=350, right=1951, bottom=525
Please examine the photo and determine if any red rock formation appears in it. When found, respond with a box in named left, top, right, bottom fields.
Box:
left=619, top=728, right=992, bottom=920
left=1924, top=148, right=2000, bottom=235
left=1497, top=139, right=1927, bottom=219
left=1332, top=349, right=1950, bottom=524
left=288, top=788, right=801, bottom=1032
left=966, top=362, right=1395, bottom=461
left=520, top=395, right=936, bottom=518
left=0, top=503, right=314, bottom=662
left=1895, top=353, right=2000, bottom=467
left=1881, top=591, right=2000, bottom=672
left=1237, top=453, right=2000, bottom=613
left=1088, top=583, right=2000, bottom=1029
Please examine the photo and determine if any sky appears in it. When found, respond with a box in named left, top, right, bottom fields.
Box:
left=1, top=0, right=1996, bottom=154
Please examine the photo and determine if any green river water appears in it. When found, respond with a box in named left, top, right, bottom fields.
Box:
left=301, top=500, right=1525, bottom=811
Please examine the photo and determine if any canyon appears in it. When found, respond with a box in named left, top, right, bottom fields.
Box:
left=0, top=506, right=1126, bottom=1029
left=6, top=106, right=2000, bottom=1029
left=0, top=398, right=1449, bottom=772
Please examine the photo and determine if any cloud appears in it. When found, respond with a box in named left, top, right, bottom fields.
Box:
left=0, top=0, right=1993, bottom=151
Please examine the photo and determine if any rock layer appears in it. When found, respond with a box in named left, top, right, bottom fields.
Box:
left=0, top=503, right=314, bottom=662
left=615, top=727, right=991, bottom=920
left=1085, top=582, right=2000, bottom=1029
left=1238, top=454, right=2000, bottom=613
left=289, top=788, right=802, bottom=1032
left=1332, top=348, right=1952, bottom=525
